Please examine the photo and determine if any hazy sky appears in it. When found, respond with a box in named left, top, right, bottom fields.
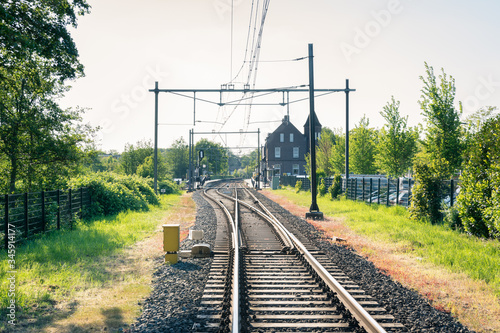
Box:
left=60, top=0, right=500, bottom=153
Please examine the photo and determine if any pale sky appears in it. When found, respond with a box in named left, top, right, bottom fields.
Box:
left=60, top=0, right=500, bottom=153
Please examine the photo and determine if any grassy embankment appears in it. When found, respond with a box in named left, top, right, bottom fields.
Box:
left=0, top=193, right=195, bottom=332
left=263, top=187, right=500, bottom=333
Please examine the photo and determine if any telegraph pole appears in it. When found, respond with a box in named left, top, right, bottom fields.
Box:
left=153, top=81, right=159, bottom=194
left=305, top=44, right=323, bottom=220
left=345, top=79, right=350, bottom=181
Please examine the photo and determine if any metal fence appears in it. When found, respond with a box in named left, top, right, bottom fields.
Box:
left=277, top=175, right=460, bottom=209
left=1, top=187, right=91, bottom=249
left=342, top=176, right=460, bottom=208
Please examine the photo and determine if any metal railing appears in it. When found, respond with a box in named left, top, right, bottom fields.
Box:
left=1, top=187, right=91, bottom=249
left=275, top=175, right=461, bottom=209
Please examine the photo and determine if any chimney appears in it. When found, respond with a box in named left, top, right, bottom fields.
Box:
left=283, top=115, right=289, bottom=124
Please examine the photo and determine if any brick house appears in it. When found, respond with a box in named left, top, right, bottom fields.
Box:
left=262, top=114, right=321, bottom=178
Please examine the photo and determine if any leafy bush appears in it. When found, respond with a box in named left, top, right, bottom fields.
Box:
left=443, top=205, right=463, bottom=231
left=68, top=172, right=159, bottom=216
left=409, top=159, right=449, bottom=224
left=318, top=178, right=327, bottom=197
left=457, top=115, right=500, bottom=239
left=329, top=174, right=342, bottom=200
left=158, top=179, right=181, bottom=194
left=295, top=180, right=303, bottom=193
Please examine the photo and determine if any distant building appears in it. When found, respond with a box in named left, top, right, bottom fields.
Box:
left=262, top=114, right=321, bottom=179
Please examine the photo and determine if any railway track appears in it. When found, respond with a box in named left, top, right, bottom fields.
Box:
left=195, top=180, right=404, bottom=333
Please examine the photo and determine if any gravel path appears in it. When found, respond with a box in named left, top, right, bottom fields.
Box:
left=130, top=188, right=475, bottom=332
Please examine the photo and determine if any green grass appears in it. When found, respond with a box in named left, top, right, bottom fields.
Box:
left=0, top=194, right=181, bottom=318
left=275, top=188, right=500, bottom=296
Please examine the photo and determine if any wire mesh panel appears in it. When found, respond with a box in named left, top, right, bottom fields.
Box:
left=1, top=187, right=91, bottom=248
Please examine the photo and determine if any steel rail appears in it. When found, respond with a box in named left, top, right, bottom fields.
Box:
left=232, top=186, right=240, bottom=333
left=242, top=187, right=387, bottom=333
left=202, top=187, right=240, bottom=332
left=216, top=187, right=294, bottom=250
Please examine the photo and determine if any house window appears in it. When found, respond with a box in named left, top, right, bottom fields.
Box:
left=275, top=147, right=281, bottom=158
left=293, top=147, right=299, bottom=158
left=292, top=164, right=299, bottom=175
left=273, top=164, right=281, bottom=176
left=290, top=133, right=294, bottom=142
left=280, top=133, right=284, bottom=142
left=315, top=132, right=321, bottom=140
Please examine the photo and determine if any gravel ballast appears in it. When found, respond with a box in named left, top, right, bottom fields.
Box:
left=253, top=190, right=476, bottom=333
left=129, top=192, right=216, bottom=333
left=130, top=188, right=476, bottom=332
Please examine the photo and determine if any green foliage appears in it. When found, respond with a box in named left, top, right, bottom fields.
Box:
left=409, top=159, right=449, bottom=224
left=68, top=172, right=159, bottom=216
left=329, top=130, right=345, bottom=175
left=350, top=116, right=378, bottom=174
left=376, top=96, right=419, bottom=177
left=0, top=60, right=96, bottom=193
left=195, top=139, right=229, bottom=176
left=272, top=188, right=500, bottom=297
left=419, top=62, right=463, bottom=176
left=232, top=149, right=258, bottom=178
left=295, top=180, right=303, bottom=193
left=316, top=127, right=336, bottom=176
left=0, top=194, right=180, bottom=323
left=318, top=178, right=327, bottom=197
left=443, top=205, right=463, bottom=231
left=0, top=0, right=90, bottom=81
left=164, top=137, right=189, bottom=179
left=120, top=140, right=154, bottom=175
left=158, top=179, right=182, bottom=195
left=457, top=115, right=500, bottom=239
left=329, top=174, right=342, bottom=199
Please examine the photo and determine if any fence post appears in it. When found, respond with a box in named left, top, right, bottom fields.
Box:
left=450, top=179, right=454, bottom=207
left=354, top=178, right=357, bottom=201
left=41, top=190, right=45, bottom=233
left=80, top=187, right=84, bottom=219
left=408, top=178, right=413, bottom=207
left=369, top=178, right=373, bottom=204
left=68, top=188, right=72, bottom=230
left=378, top=178, right=381, bottom=204
left=57, top=190, right=61, bottom=230
left=362, top=178, right=365, bottom=202
left=4, top=194, right=8, bottom=250
left=24, top=192, right=29, bottom=238
left=396, top=179, right=400, bottom=206
left=386, top=178, right=390, bottom=206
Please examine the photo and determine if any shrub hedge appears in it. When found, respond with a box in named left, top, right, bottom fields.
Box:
left=68, top=172, right=159, bottom=216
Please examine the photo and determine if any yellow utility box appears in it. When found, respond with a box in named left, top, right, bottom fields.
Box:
left=163, top=224, right=180, bottom=264
left=163, top=224, right=180, bottom=252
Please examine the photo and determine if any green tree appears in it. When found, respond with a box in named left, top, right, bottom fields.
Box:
left=329, top=130, right=345, bottom=175
left=0, top=62, right=94, bottom=193
left=457, top=114, right=500, bottom=239
left=376, top=97, right=418, bottom=177
left=0, top=0, right=90, bottom=81
left=195, top=139, right=228, bottom=176
left=136, top=155, right=168, bottom=180
left=419, top=62, right=463, bottom=176
left=120, top=140, right=154, bottom=175
left=316, top=127, right=336, bottom=176
left=409, top=158, right=449, bottom=224
left=350, top=116, right=377, bottom=175
left=164, top=137, right=189, bottom=179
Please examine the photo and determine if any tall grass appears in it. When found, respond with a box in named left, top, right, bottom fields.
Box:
left=0, top=194, right=181, bottom=317
left=274, top=188, right=500, bottom=296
